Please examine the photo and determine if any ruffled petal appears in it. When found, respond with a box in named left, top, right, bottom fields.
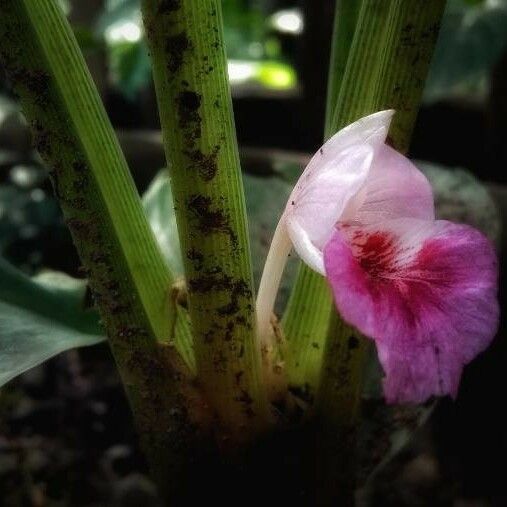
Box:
left=323, top=218, right=499, bottom=404
left=342, top=145, right=435, bottom=225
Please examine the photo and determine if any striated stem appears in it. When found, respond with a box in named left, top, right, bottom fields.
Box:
left=371, top=0, right=446, bottom=153
left=141, top=0, right=270, bottom=439
left=314, top=316, right=369, bottom=506
left=325, top=0, right=362, bottom=135
left=329, top=0, right=393, bottom=131
left=283, top=269, right=332, bottom=404
left=283, top=1, right=386, bottom=402
left=331, top=0, right=446, bottom=150
left=283, top=1, right=390, bottom=404
left=0, top=0, right=210, bottom=501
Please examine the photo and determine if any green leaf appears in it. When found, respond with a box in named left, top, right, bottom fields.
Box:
left=0, top=258, right=104, bottom=387
left=425, top=0, right=507, bottom=102
left=417, top=160, right=501, bottom=245
left=142, top=171, right=184, bottom=275
left=109, top=40, right=152, bottom=99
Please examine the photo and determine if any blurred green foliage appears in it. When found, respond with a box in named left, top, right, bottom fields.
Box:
left=85, top=0, right=507, bottom=103
left=94, top=0, right=295, bottom=98
left=109, top=40, right=152, bottom=99
left=425, top=0, right=507, bottom=102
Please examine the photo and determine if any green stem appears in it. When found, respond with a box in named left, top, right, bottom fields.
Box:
left=318, top=0, right=447, bottom=422
left=329, top=0, right=393, bottom=131
left=314, top=0, right=446, bottom=502
left=283, top=269, right=332, bottom=404
left=141, top=0, right=270, bottom=439
left=0, top=0, right=210, bottom=500
left=371, top=0, right=446, bottom=153
left=283, top=1, right=383, bottom=403
left=318, top=317, right=368, bottom=429
left=283, top=0, right=393, bottom=404
left=314, top=316, right=369, bottom=506
left=174, top=306, right=197, bottom=375
left=331, top=0, right=446, bottom=150
left=325, top=0, right=362, bottom=135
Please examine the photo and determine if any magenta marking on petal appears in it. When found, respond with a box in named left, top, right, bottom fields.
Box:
left=351, top=230, right=399, bottom=279
left=324, top=219, right=499, bottom=404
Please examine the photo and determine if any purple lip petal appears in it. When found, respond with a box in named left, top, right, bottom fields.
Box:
left=324, top=219, right=499, bottom=404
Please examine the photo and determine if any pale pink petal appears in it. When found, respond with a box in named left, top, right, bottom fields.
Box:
left=292, top=110, right=394, bottom=192
left=342, top=145, right=435, bottom=225
left=286, top=145, right=374, bottom=253
left=282, top=110, right=395, bottom=272
left=315, top=109, right=395, bottom=165
left=323, top=218, right=499, bottom=404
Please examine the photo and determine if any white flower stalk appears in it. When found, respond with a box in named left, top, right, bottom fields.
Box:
left=256, top=110, right=393, bottom=348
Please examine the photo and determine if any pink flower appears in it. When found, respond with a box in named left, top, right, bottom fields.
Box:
left=258, top=110, right=499, bottom=404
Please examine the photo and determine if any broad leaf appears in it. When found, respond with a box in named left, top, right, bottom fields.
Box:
left=142, top=171, right=184, bottom=275
left=418, top=161, right=501, bottom=245
left=0, top=258, right=104, bottom=387
left=425, top=0, right=507, bottom=102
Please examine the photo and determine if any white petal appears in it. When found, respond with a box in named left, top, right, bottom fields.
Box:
left=281, top=110, right=395, bottom=275
left=295, top=110, right=394, bottom=191
left=285, top=216, right=325, bottom=275
left=332, top=109, right=395, bottom=152
left=287, top=145, right=374, bottom=250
